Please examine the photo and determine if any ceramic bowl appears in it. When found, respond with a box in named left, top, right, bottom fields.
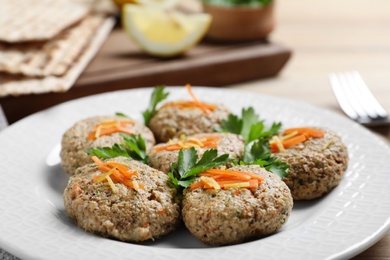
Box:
left=203, top=2, right=275, bottom=41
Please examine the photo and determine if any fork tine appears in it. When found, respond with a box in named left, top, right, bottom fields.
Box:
left=329, top=73, right=359, bottom=120
left=341, top=72, right=372, bottom=120
left=349, top=71, right=388, bottom=118
left=339, top=72, right=373, bottom=121
left=330, top=71, right=390, bottom=126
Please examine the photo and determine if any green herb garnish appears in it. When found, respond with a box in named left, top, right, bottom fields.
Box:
left=217, top=106, right=288, bottom=178
left=217, top=107, right=281, bottom=142
left=240, top=138, right=289, bottom=178
left=168, top=148, right=231, bottom=191
left=115, top=112, right=130, bottom=118
left=86, top=134, right=148, bottom=164
left=142, top=86, right=169, bottom=126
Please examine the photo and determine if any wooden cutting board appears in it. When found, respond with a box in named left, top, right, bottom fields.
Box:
left=0, top=28, right=291, bottom=124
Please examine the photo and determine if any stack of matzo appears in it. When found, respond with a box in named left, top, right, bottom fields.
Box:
left=0, top=0, right=117, bottom=97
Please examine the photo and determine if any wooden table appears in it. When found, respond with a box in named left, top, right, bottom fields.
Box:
left=228, top=0, right=390, bottom=258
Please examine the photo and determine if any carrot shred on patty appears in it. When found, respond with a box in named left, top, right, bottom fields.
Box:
left=190, top=169, right=263, bottom=191
left=155, top=135, right=220, bottom=152
left=91, top=156, right=143, bottom=192
left=270, top=127, right=325, bottom=153
left=71, top=183, right=82, bottom=195
left=87, top=119, right=135, bottom=140
left=283, top=127, right=325, bottom=138
left=161, top=84, right=217, bottom=113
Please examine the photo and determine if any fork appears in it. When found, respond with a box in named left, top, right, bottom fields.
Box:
left=329, top=71, right=390, bottom=126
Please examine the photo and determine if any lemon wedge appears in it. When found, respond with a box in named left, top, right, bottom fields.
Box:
left=122, top=4, right=212, bottom=57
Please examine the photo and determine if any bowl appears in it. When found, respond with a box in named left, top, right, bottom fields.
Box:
left=202, top=2, right=275, bottom=41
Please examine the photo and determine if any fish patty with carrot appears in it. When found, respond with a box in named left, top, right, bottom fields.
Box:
left=60, top=115, right=155, bottom=175
left=148, top=132, right=245, bottom=173
left=182, top=165, right=293, bottom=246
left=148, top=85, right=230, bottom=143
left=63, top=156, right=181, bottom=242
left=271, top=127, right=348, bottom=200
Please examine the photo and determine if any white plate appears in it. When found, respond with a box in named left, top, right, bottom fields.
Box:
left=1, top=87, right=390, bottom=260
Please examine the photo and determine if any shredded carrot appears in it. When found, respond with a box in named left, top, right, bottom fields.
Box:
left=87, top=119, right=135, bottom=140
left=162, top=145, right=183, bottom=151
left=105, top=161, right=137, bottom=178
left=93, top=168, right=115, bottom=183
left=270, top=127, right=325, bottom=153
left=222, top=182, right=250, bottom=189
left=186, top=84, right=200, bottom=103
left=189, top=179, right=205, bottom=190
left=283, top=127, right=324, bottom=138
left=280, top=130, right=298, bottom=141
left=72, top=183, right=80, bottom=190
left=105, top=175, right=118, bottom=193
left=157, top=208, right=166, bottom=215
left=108, top=168, right=127, bottom=183
left=186, top=84, right=215, bottom=113
left=154, top=135, right=220, bottom=152
left=131, top=180, right=142, bottom=191
left=247, top=179, right=260, bottom=189
left=200, top=176, right=221, bottom=190
left=282, top=134, right=307, bottom=148
left=91, top=156, right=142, bottom=192
left=200, top=169, right=251, bottom=181
left=161, top=84, right=217, bottom=113
left=322, top=139, right=333, bottom=151
left=241, top=171, right=265, bottom=181
left=270, top=134, right=307, bottom=152
left=271, top=135, right=285, bottom=153
left=161, top=101, right=217, bottom=113
left=91, top=156, right=110, bottom=171
left=190, top=169, right=263, bottom=191
left=71, top=183, right=82, bottom=195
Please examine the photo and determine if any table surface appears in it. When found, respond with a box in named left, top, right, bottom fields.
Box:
left=227, top=0, right=390, bottom=259
left=1, top=0, right=390, bottom=259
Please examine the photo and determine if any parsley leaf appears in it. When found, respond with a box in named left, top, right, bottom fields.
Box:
left=115, top=112, right=130, bottom=118
left=168, top=148, right=231, bottom=191
left=85, top=144, right=130, bottom=159
left=241, top=107, right=260, bottom=141
left=178, top=147, right=197, bottom=178
left=217, top=106, right=282, bottom=142
left=217, top=106, right=287, bottom=177
left=121, top=134, right=148, bottom=163
left=243, top=138, right=269, bottom=163
left=248, top=121, right=282, bottom=142
left=241, top=138, right=289, bottom=178
left=85, top=134, right=148, bottom=164
left=142, top=86, right=169, bottom=126
left=219, top=114, right=242, bottom=134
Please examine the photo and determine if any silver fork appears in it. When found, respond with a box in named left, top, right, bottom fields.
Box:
left=329, top=71, right=390, bottom=126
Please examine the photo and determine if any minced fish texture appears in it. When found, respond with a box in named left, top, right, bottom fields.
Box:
left=148, top=103, right=230, bottom=143
left=182, top=165, right=293, bottom=246
left=274, top=128, right=348, bottom=200
left=63, top=157, right=181, bottom=242
left=60, top=115, right=155, bottom=175
left=148, top=133, right=245, bottom=173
